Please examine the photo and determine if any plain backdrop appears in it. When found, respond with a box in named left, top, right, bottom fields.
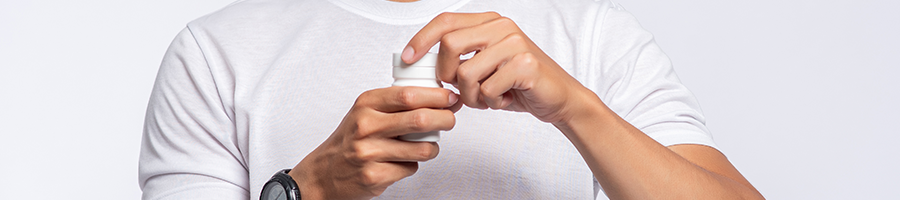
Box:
left=0, top=0, right=897, bottom=199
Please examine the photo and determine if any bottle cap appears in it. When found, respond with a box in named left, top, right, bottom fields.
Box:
left=392, top=53, right=438, bottom=79
left=392, top=52, right=440, bottom=88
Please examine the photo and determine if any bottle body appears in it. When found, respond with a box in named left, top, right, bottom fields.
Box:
left=392, top=52, right=441, bottom=142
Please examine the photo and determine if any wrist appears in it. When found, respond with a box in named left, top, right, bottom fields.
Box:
left=551, top=89, right=621, bottom=141
left=290, top=159, right=325, bottom=200
left=552, top=88, right=610, bottom=127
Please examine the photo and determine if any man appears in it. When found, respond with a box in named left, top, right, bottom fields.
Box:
left=140, top=0, right=764, bottom=199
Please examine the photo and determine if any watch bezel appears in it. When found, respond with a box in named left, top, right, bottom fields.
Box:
left=260, top=169, right=300, bottom=200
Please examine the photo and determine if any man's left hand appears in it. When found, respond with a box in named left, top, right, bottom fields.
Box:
left=402, top=12, right=595, bottom=124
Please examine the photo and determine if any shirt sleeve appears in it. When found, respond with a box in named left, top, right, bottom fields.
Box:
left=139, top=27, right=250, bottom=200
left=590, top=5, right=718, bottom=150
left=588, top=5, right=718, bottom=200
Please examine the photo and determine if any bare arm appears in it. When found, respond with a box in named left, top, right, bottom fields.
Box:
left=555, top=92, right=763, bottom=199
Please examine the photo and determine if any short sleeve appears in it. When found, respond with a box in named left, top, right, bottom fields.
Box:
left=589, top=5, right=717, bottom=149
left=139, top=27, right=249, bottom=200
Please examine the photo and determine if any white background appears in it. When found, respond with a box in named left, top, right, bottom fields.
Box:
left=0, top=0, right=897, bottom=199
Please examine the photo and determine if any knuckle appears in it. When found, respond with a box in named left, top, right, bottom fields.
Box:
left=416, top=143, right=440, bottom=160
left=409, top=111, right=430, bottom=132
left=504, top=32, right=527, bottom=44
left=494, top=16, right=516, bottom=28
left=414, top=147, right=431, bottom=160
left=344, top=151, right=364, bottom=165
left=344, top=148, right=364, bottom=165
left=355, top=91, right=375, bottom=108
left=480, top=84, right=497, bottom=97
left=456, top=65, right=475, bottom=82
left=353, top=143, right=379, bottom=162
left=353, top=98, right=366, bottom=109
left=360, top=169, right=382, bottom=188
left=351, top=102, right=366, bottom=111
left=354, top=117, right=378, bottom=138
left=440, top=34, right=464, bottom=53
left=435, top=12, right=457, bottom=26
left=485, top=11, right=501, bottom=18
left=396, top=88, right=418, bottom=106
left=517, top=52, right=537, bottom=65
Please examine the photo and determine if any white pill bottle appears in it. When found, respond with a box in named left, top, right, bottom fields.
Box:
left=392, top=52, right=441, bottom=142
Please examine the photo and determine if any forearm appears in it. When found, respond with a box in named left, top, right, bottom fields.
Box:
left=553, top=93, right=763, bottom=199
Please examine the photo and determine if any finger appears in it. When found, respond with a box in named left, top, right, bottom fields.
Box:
left=380, top=108, right=456, bottom=138
left=361, top=139, right=440, bottom=162
left=454, top=57, right=497, bottom=109
left=402, top=12, right=502, bottom=64
left=481, top=52, right=542, bottom=110
left=355, top=107, right=456, bottom=139
left=359, top=87, right=459, bottom=113
left=453, top=32, right=529, bottom=109
left=436, top=16, right=521, bottom=85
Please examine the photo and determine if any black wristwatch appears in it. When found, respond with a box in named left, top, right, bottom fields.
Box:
left=260, top=169, right=301, bottom=200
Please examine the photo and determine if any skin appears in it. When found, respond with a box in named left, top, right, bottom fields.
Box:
left=290, top=87, right=461, bottom=199
left=289, top=4, right=766, bottom=200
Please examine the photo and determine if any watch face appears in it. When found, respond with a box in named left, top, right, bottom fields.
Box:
left=261, top=182, right=288, bottom=200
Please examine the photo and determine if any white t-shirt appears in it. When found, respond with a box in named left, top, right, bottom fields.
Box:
left=139, top=0, right=717, bottom=199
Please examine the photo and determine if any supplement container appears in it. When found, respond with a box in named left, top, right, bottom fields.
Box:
left=392, top=52, right=441, bottom=142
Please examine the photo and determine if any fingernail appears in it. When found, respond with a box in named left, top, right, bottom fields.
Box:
left=448, top=93, right=459, bottom=107
left=401, top=46, right=415, bottom=64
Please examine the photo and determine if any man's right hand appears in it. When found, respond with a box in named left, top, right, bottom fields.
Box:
left=288, top=86, right=459, bottom=200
